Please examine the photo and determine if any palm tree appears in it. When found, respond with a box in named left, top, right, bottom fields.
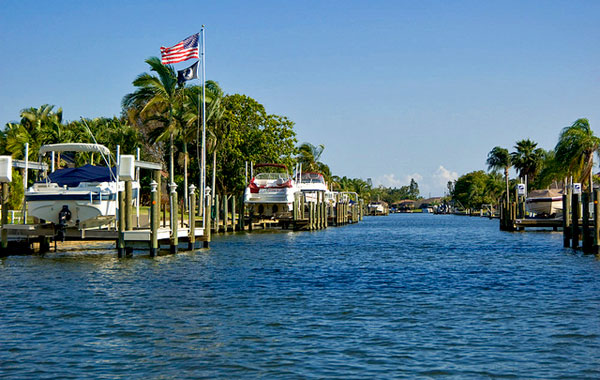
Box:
left=297, top=142, right=324, bottom=172
left=2, top=105, right=64, bottom=163
left=122, top=57, right=182, bottom=190
left=486, top=146, right=511, bottom=204
left=511, top=139, right=544, bottom=184
left=297, top=142, right=333, bottom=184
left=555, top=118, right=600, bottom=190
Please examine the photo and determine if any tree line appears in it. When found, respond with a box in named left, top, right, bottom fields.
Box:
left=451, top=118, right=598, bottom=209
left=1, top=56, right=413, bottom=204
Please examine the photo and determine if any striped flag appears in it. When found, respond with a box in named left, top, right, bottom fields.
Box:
left=160, top=34, right=199, bottom=64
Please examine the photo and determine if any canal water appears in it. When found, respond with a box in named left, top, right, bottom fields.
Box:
left=1, top=214, right=599, bottom=378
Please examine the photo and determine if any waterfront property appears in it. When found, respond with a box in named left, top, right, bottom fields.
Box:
left=0, top=150, right=209, bottom=257
left=499, top=183, right=600, bottom=254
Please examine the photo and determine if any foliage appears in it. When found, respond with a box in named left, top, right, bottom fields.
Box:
left=452, top=170, right=501, bottom=209
left=331, top=176, right=421, bottom=203
left=215, top=94, right=297, bottom=194
left=531, top=149, right=563, bottom=189
left=297, top=142, right=332, bottom=183
left=8, top=169, right=24, bottom=210
left=555, top=118, right=600, bottom=189
left=486, top=146, right=511, bottom=174
left=511, top=139, right=544, bottom=182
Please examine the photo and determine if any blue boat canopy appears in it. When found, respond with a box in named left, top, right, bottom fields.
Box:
left=48, top=164, right=116, bottom=187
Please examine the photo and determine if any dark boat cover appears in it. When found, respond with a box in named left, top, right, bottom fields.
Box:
left=48, top=164, right=116, bottom=187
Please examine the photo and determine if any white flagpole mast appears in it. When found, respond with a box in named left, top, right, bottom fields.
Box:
left=201, top=26, right=207, bottom=230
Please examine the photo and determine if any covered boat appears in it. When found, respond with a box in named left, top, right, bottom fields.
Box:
left=25, top=143, right=139, bottom=230
left=243, top=163, right=298, bottom=218
left=525, top=189, right=563, bottom=218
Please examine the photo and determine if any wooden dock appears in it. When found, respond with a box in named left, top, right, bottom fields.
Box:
left=500, top=184, right=600, bottom=255
left=0, top=155, right=210, bottom=258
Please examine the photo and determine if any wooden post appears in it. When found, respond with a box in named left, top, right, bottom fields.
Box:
left=582, top=192, right=592, bottom=253
left=323, top=193, right=328, bottom=228
left=117, top=186, right=125, bottom=257
left=293, top=193, right=298, bottom=222
left=563, top=191, right=571, bottom=247
left=316, top=194, right=321, bottom=229
left=150, top=176, right=159, bottom=257
left=1, top=182, right=8, bottom=250
left=223, top=194, right=229, bottom=232
left=124, top=179, right=133, bottom=256
left=572, top=192, right=579, bottom=249
left=231, top=196, right=236, bottom=231
left=204, top=192, right=211, bottom=248
left=239, top=195, right=245, bottom=231
left=594, top=189, right=600, bottom=254
left=188, top=185, right=196, bottom=250
left=170, top=182, right=178, bottom=254
left=214, top=194, right=220, bottom=233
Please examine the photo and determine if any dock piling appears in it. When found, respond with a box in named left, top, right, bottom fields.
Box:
left=594, top=189, right=600, bottom=255
left=188, top=185, right=196, bottom=250
left=170, top=182, right=178, bottom=254
left=150, top=179, right=159, bottom=257
left=571, top=192, right=580, bottom=249
left=582, top=192, right=592, bottom=253
left=1, top=182, right=8, bottom=250
left=117, top=187, right=125, bottom=258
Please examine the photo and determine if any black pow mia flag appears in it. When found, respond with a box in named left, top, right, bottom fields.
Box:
left=177, top=60, right=199, bottom=85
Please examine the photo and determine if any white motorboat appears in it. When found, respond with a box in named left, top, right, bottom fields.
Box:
left=296, top=172, right=330, bottom=203
left=243, top=163, right=298, bottom=218
left=25, top=143, right=139, bottom=229
left=525, top=189, right=563, bottom=218
left=368, top=202, right=386, bottom=215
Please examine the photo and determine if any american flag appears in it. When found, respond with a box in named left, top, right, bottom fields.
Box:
left=160, top=34, right=199, bottom=65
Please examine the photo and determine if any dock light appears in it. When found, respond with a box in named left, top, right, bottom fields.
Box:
left=189, top=184, right=196, bottom=195
left=205, top=186, right=211, bottom=197
left=170, top=182, right=177, bottom=194
left=150, top=180, right=158, bottom=193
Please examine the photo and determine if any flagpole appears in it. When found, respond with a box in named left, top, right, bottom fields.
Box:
left=201, top=26, right=207, bottom=231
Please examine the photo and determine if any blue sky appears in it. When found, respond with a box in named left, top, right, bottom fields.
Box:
left=1, top=0, right=599, bottom=196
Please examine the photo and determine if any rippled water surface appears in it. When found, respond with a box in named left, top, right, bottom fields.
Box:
left=1, top=214, right=600, bottom=379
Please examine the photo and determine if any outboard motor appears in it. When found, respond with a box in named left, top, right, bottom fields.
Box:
left=57, top=205, right=71, bottom=241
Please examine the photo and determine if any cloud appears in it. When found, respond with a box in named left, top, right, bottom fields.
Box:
left=374, top=166, right=457, bottom=197
left=375, top=173, right=422, bottom=188
left=432, top=165, right=458, bottom=188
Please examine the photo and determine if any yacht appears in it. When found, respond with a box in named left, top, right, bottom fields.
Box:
left=243, top=163, right=298, bottom=218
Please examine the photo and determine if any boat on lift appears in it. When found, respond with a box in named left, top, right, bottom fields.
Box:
left=25, top=143, right=139, bottom=231
left=296, top=171, right=329, bottom=203
left=243, top=163, right=298, bottom=218
left=525, top=189, right=563, bottom=218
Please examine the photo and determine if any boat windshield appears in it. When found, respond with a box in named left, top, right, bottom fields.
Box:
left=300, top=173, right=325, bottom=184
left=255, top=173, right=290, bottom=180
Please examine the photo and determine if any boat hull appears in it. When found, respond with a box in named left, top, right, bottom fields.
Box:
left=25, top=182, right=138, bottom=228
left=243, top=188, right=296, bottom=218
left=26, top=198, right=117, bottom=228
left=525, top=197, right=563, bottom=217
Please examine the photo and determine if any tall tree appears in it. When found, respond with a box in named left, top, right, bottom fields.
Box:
left=297, top=142, right=332, bottom=183
left=511, top=139, right=544, bottom=183
left=486, top=146, right=511, bottom=204
left=555, top=118, right=600, bottom=190
left=122, top=57, right=182, bottom=190
left=0, top=105, right=65, bottom=165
